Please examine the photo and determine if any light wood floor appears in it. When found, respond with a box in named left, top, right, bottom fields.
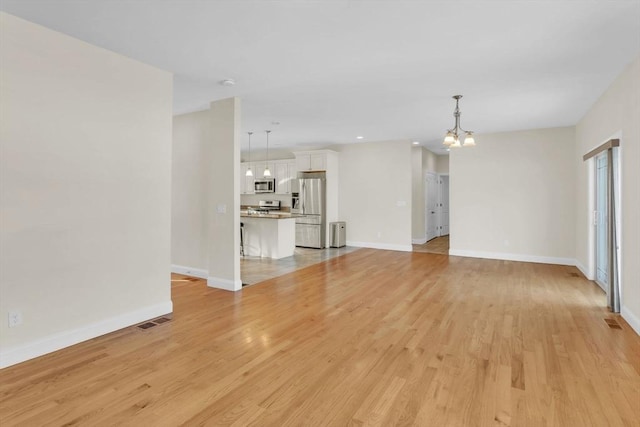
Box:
left=1, top=250, right=639, bottom=426
left=413, top=235, right=449, bottom=254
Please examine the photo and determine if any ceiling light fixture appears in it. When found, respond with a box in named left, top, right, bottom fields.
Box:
left=412, top=141, right=420, bottom=145
left=245, top=132, right=253, bottom=177
left=443, top=95, right=476, bottom=148
left=219, top=79, right=236, bottom=86
left=263, top=130, right=272, bottom=177
left=356, top=136, right=364, bottom=140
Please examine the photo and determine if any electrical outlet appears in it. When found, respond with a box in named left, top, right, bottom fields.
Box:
left=377, top=231, right=382, bottom=238
left=8, top=310, right=22, bottom=328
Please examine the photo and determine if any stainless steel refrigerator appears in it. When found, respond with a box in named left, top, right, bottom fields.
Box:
left=295, top=172, right=326, bottom=248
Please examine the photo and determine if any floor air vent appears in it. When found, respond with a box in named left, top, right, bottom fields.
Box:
left=137, top=322, right=157, bottom=330
left=569, top=272, right=580, bottom=277
left=604, top=318, right=622, bottom=329
left=136, top=317, right=172, bottom=330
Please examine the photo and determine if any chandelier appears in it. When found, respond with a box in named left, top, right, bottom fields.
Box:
left=443, top=95, right=475, bottom=148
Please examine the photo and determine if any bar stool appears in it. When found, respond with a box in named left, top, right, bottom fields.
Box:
left=240, top=222, right=245, bottom=256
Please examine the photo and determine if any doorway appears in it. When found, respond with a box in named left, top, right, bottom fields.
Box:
left=439, top=175, right=450, bottom=236
left=425, top=172, right=438, bottom=242
left=414, top=173, right=450, bottom=254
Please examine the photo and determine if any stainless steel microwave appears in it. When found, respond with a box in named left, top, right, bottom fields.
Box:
left=254, top=179, right=275, bottom=193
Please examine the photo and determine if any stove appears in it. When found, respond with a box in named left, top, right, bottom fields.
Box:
left=258, top=200, right=281, bottom=211
left=248, top=200, right=281, bottom=214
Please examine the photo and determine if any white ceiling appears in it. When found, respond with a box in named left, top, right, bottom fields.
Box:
left=2, top=1, right=639, bottom=154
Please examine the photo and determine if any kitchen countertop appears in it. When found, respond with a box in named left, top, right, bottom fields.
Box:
left=240, top=210, right=301, bottom=219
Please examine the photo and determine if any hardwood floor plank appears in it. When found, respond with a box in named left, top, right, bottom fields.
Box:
left=1, top=250, right=639, bottom=426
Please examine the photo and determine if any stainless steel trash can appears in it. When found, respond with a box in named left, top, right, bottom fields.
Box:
left=330, top=222, right=346, bottom=248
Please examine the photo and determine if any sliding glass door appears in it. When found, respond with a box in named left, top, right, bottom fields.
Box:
left=595, top=152, right=608, bottom=290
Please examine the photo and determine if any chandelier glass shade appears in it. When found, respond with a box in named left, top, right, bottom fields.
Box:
left=443, top=95, right=476, bottom=148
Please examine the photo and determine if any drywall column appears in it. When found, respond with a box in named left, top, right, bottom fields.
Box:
left=206, top=98, right=242, bottom=291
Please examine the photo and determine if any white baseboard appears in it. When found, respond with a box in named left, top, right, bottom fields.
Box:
left=412, top=237, right=427, bottom=244
left=574, top=260, right=593, bottom=280
left=207, top=276, right=242, bottom=292
left=0, top=301, right=173, bottom=369
left=171, top=264, right=208, bottom=279
left=448, top=249, right=575, bottom=266
left=346, top=241, right=413, bottom=252
left=621, top=305, right=640, bottom=336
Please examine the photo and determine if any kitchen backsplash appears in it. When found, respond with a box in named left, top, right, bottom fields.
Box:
left=240, top=193, right=293, bottom=208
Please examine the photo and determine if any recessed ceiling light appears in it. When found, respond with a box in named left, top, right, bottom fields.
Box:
left=219, top=79, right=236, bottom=86
left=271, top=121, right=280, bottom=126
left=412, top=141, right=420, bottom=145
left=356, top=136, right=364, bottom=140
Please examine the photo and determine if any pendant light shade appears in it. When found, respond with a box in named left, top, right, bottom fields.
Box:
left=245, top=131, right=253, bottom=176
left=263, top=130, right=271, bottom=177
left=463, top=132, right=475, bottom=147
left=443, top=131, right=455, bottom=146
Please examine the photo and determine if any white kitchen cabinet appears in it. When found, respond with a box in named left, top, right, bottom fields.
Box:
left=242, top=159, right=296, bottom=195
left=294, top=151, right=329, bottom=171
left=240, top=163, right=255, bottom=194
left=288, top=160, right=298, bottom=193
left=241, top=216, right=296, bottom=259
left=275, top=162, right=289, bottom=194
left=310, top=154, right=326, bottom=170
left=272, top=159, right=297, bottom=194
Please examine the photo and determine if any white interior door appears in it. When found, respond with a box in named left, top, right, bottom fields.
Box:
left=595, top=153, right=608, bottom=291
left=439, top=175, right=450, bottom=236
left=425, top=173, right=438, bottom=241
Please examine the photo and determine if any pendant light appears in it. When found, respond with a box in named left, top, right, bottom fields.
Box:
left=245, top=132, right=253, bottom=176
left=443, top=95, right=476, bottom=148
left=263, top=130, right=271, bottom=177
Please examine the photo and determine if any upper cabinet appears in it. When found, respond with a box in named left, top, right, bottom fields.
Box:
left=241, top=159, right=297, bottom=195
left=240, top=163, right=255, bottom=194
left=293, top=150, right=338, bottom=173
left=275, top=160, right=296, bottom=194
left=295, top=153, right=327, bottom=171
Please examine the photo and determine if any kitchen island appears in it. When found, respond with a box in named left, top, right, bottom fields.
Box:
left=241, top=212, right=297, bottom=259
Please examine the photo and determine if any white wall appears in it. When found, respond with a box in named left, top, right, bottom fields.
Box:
left=172, top=110, right=209, bottom=273
left=436, top=155, right=449, bottom=174
left=0, top=13, right=173, bottom=368
left=575, top=55, right=640, bottom=334
left=449, top=127, right=576, bottom=264
left=333, top=141, right=412, bottom=251
left=171, top=99, right=242, bottom=290
left=423, top=148, right=438, bottom=173
left=241, top=150, right=294, bottom=163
